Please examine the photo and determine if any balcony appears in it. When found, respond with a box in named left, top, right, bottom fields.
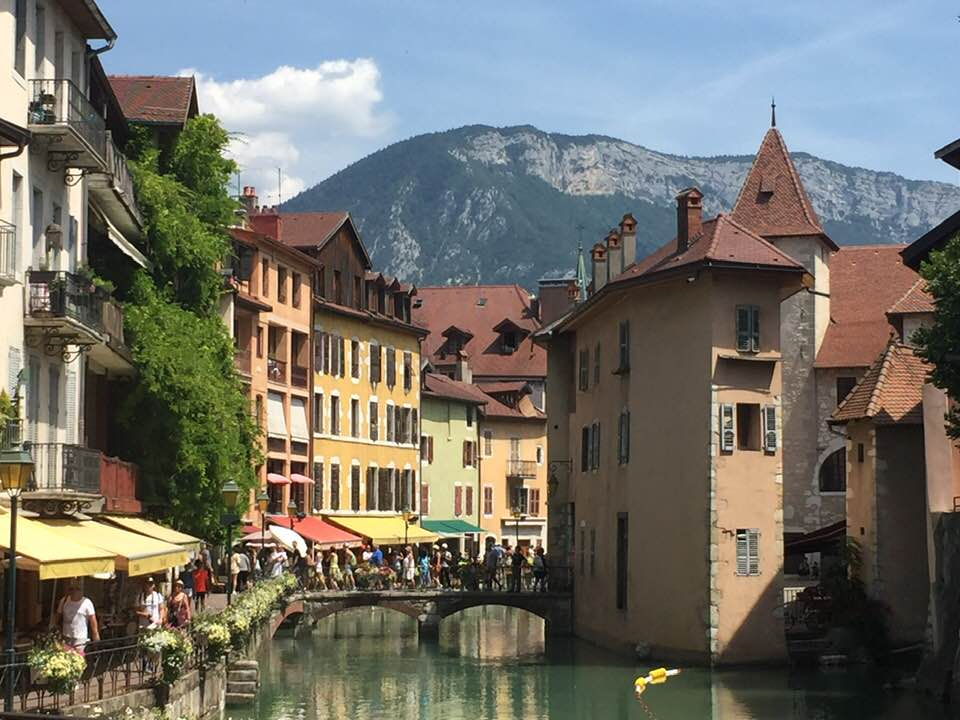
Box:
left=100, top=454, right=141, bottom=514
left=27, top=79, right=106, bottom=170
left=235, top=347, right=252, bottom=376
left=0, top=420, right=21, bottom=450
left=24, top=442, right=101, bottom=494
left=506, top=459, right=537, bottom=479
left=291, top=364, right=309, bottom=388
left=88, top=131, right=144, bottom=240
left=267, top=356, right=286, bottom=383
left=0, top=220, right=16, bottom=286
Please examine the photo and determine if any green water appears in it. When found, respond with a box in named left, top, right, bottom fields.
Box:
left=236, top=607, right=947, bottom=720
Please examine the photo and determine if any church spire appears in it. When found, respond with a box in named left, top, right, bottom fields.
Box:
left=771, top=97, right=776, bottom=128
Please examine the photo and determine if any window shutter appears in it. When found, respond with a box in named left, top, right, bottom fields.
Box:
left=339, top=336, right=346, bottom=376
left=720, top=404, right=735, bottom=452
left=748, top=530, right=760, bottom=576
left=462, top=440, right=468, bottom=467
left=7, top=346, right=21, bottom=397
left=65, top=369, right=77, bottom=443
left=736, top=307, right=751, bottom=352
left=530, top=488, right=540, bottom=516
left=735, top=530, right=748, bottom=576
left=763, top=406, right=777, bottom=452
left=454, top=485, right=463, bottom=516
left=421, top=482, right=429, bottom=515
left=313, top=462, right=324, bottom=510
left=412, top=409, right=418, bottom=444
left=371, top=344, right=381, bottom=383
left=750, top=307, right=761, bottom=352
left=593, top=422, right=600, bottom=469
left=465, top=486, right=473, bottom=516
left=581, top=426, right=589, bottom=471
left=323, top=334, right=331, bottom=374
left=484, top=486, right=493, bottom=515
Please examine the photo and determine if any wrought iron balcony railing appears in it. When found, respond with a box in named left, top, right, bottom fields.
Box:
left=24, top=441, right=102, bottom=494
left=26, top=270, right=105, bottom=334
left=27, top=78, right=107, bottom=164
left=506, top=459, right=537, bottom=478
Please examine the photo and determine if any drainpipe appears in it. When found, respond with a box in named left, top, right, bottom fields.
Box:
left=0, top=141, right=27, bottom=163
left=87, top=37, right=116, bottom=58
left=476, top=411, right=483, bottom=559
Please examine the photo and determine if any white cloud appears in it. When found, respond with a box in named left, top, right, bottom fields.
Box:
left=180, top=59, right=392, bottom=203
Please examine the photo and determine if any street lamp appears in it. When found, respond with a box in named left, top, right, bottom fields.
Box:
left=401, top=506, right=415, bottom=548
left=257, top=490, right=270, bottom=580
left=1, top=447, right=33, bottom=711
left=221, top=480, right=240, bottom=605
left=511, top=505, right=523, bottom=547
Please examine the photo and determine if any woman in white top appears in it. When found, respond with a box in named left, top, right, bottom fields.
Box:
left=54, top=580, right=99, bottom=650
left=402, top=547, right=416, bottom=589
left=135, top=576, right=166, bottom=630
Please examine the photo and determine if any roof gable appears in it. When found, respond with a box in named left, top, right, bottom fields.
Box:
left=275, top=212, right=372, bottom=269
left=832, top=341, right=927, bottom=425
left=108, top=75, right=198, bottom=127
left=887, top=278, right=934, bottom=316
left=731, top=128, right=831, bottom=244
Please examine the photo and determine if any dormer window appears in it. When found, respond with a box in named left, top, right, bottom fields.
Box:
left=502, top=332, right=517, bottom=354
left=493, top=318, right=526, bottom=356
left=440, top=325, right=473, bottom=359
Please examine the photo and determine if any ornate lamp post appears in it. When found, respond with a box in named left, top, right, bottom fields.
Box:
left=0, top=446, right=33, bottom=711
left=511, top=506, right=523, bottom=547
left=221, top=481, right=240, bottom=605
left=257, top=490, right=270, bottom=581
left=401, top=506, right=414, bottom=548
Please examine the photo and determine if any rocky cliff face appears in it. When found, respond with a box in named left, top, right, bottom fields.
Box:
left=284, top=125, right=960, bottom=288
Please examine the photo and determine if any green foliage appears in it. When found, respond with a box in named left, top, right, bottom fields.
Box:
left=914, top=231, right=960, bottom=439
left=121, top=115, right=258, bottom=538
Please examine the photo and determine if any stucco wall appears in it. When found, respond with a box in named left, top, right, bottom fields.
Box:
left=420, top=394, right=480, bottom=523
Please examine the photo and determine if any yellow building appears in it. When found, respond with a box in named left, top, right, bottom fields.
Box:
left=248, top=207, right=427, bottom=521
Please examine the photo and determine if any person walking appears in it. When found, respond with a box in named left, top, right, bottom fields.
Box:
left=533, top=547, right=548, bottom=592
left=419, top=549, right=431, bottom=589
left=168, top=579, right=192, bottom=627
left=510, top=546, right=524, bottom=593
left=135, top=577, right=166, bottom=630
left=430, top=547, right=442, bottom=588
left=328, top=550, right=343, bottom=590
left=53, top=580, right=99, bottom=650
left=192, top=559, right=210, bottom=611
left=236, top=549, right=251, bottom=591
left=402, top=546, right=416, bottom=590
left=370, top=544, right=383, bottom=567
left=439, top=543, right=452, bottom=589
left=343, top=545, right=357, bottom=590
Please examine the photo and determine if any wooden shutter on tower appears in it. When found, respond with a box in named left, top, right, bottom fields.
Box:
left=720, top=404, right=735, bottom=452
left=736, top=529, right=749, bottom=576
left=763, top=406, right=777, bottom=452
left=465, top=486, right=473, bottom=516
left=454, top=485, right=463, bottom=516
left=748, top=529, right=760, bottom=576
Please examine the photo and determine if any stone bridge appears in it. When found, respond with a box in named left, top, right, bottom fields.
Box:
left=290, top=591, right=573, bottom=641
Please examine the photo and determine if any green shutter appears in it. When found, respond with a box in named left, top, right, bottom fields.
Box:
left=736, top=306, right=751, bottom=352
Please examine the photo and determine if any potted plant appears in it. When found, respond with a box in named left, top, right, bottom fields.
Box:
left=28, top=637, right=86, bottom=696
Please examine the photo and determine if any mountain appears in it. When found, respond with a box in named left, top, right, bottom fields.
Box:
left=283, top=125, right=960, bottom=289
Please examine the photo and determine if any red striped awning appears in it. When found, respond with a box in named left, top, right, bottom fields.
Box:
left=290, top=473, right=315, bottom=485
left=266, top=473, right=290, bottom=485
left=268, top=516, right=362, bottom=549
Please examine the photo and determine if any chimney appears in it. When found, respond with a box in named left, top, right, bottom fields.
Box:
left=240, top=186, right=258, bottom=218
left=249, top=204, right=282, bottom=241
left=538, top=278, right=575, bottom=325
left=605, top=228, right=622, bottom=280
left=591, top=242, right=608, bottom=292
left=676, top=188, right=703, bottom=254
left=619, top=213, right=637, bottom=268
left=454, top=352, right=472, bottom=383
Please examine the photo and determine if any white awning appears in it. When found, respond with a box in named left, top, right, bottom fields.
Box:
left=289, top=396, right=309, bottom=441
left=90, top=201, right=150, bottom=269
left=267, top=392, right=287, bottom=438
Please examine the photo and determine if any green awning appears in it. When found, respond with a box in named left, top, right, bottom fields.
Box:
left=421, top=519, right=485, bottom=536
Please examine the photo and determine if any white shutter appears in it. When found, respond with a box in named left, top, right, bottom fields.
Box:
left=735, top=530, right=748, bottom=576
left=720, top=404, right=735, bottom=452
left=7, top=347, right=21, bottom=397
left=748, top=530, right=760, bottom=576
left=763, top=406, right=777, bottom=452
left=65, top=369, right=77, bottom=443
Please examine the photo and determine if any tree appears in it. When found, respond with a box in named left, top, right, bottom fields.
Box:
left=914, top=231, right=960, bottom=439
left=119, top=116, right=259, bottom=537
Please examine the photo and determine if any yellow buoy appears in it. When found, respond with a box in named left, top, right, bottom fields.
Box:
left=634, top=667, right=680, bottom=697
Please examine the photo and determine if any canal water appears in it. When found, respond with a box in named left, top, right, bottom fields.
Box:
left=235, top=607, right=947, bottom=720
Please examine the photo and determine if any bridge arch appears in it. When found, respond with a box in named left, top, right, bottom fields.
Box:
left=435, top=597, right=551, bottom=624
left=305, top=597, right=423, bottom=625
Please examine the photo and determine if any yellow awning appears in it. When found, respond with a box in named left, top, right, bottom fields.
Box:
left=0, top=510, right=115, bottom=580
left=100, top=516, right=202, bottom=551
left=37, top=519, right=189, bottom=577
left=323, top=515, right=439, bottom=546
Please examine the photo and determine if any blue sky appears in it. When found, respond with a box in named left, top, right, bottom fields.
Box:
left=98, top=0, right=960, bottom=203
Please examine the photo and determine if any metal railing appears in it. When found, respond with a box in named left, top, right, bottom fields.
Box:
left=23, top=442, right=101, bottom=494
left=506, top=459, right=537, bottom=478
left=0, top=419, right=21, bottom=450
left=0, top=219, right=16, bottom=283
left=27, top=79, right=106, bottom=161
left=103, top=131, right=143, bottom=227
left=290, top=364, right=308, bottom=388
left=101, top=297, right=126, bottom=348
left=26, top=271, right=104, bottom=334
left=267, top=356, right=286, bottom=382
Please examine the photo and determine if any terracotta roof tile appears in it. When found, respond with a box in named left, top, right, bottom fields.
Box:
left=887, top=278, right=935, bottom=315
left=815, top=245, right=920, bottom=368
left=273, top=211, right=349, bottom=249
left=413, top=285, right=545, bottom=379
left=476, top=381, right=530, bottom=394
left=832, top=341, right=928, bottom=425
left=423, top=373, right=489, bottom=405
left=108, top=75, right=197, bottom=126
left=731, top=128, right=830, bottom=242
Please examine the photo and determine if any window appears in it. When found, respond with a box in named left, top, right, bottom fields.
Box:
left=256, top=326, right=264, bottom=358
left=819, top=448, right=846, bottom=493
left=386, top=348, right=396, bottom=387
left=421, top=435, right=434, bottom=462
left=351, top=340, right=360, bottom=378
left=313, top=393, right=324, bottom=434
left=466, top=405, right=474, bottom=427
left=354, top=275, right=362, bottom=308
left=836, top=376, right=857, bottom=406
left=581, top=426, right=590, bottom=471
left=762, top=406, right=777, bottom=453
left=462, top=440, right=477, bottom=467
left=330, top=395, right=340, bottom=435
left=365, top=467, right=377, bottom=511
left=333, top=270, right=342, bottom=304
left=736, top=404, right=761, bottom=451
left=529, top=488, right=540, bottom=517
left=14, top=0, right=26, bottom=76
left=616, top=513, right=628, bottom=609
left=465, top=486, right=474, bottom=517
left=591, top=422, right=600, bottom=470
left=536, top=445, right=543, bottom=465
left=403, top=352, right=413, bottom=392
left=502, top=331, right=517, bottom=354
left=261, top=259, right=269, bottom=296
left=617, top=321, right=630, bottom=372
left=720, top=404, right=735, bottom=452
left=617, top=410, right=630, bottom=465
left=736, top=305, right=761, bottom=353
left=370, top=344, right=381, bottom=383
left=330, top=464, right=340, bottom=511
left=735, top=529, right=760, bottom=576
left=351, top=398, right=360, bottom=438
left=594, top=342, right=601, bottom=385
left=589, top=528, right=596, bottom=576
left=483, top=430, right=493, bottom=457
left=420, top=483, right=430, bottom=515
left=314, top=332, right=326, bottom=374
left=369, top=400, right=379, bottom=441
left=412, top=409, right=418, bottom=444
left=292, top=272, right=301, bottom=307
left=378, top=468, right=392, bottom=511
left=338, top=336, right=345, bottom=377
left=858, top=443, right=864, bottom=463
left=350, top=465, right=361, bottom=511
left=454, top=485, right=463, bottom=516
left=35, top=4, right=45, bottom=73
left=578, top=349, right=589, bottom=390
left=277, top=266, right=287, bottom=303
left=386, top=404, right=395, bottom=442
left=313, top=462, right=324, bottom=511
left=483, top=486, right=493, bottom=516
left=317, top=267, right=325, bottom=298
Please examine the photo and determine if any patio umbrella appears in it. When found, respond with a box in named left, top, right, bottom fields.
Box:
left=267, top=525, right=308, bottom=556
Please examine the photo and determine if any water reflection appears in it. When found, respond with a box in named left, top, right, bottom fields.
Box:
left=236, top=607, right=947, bottom=720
